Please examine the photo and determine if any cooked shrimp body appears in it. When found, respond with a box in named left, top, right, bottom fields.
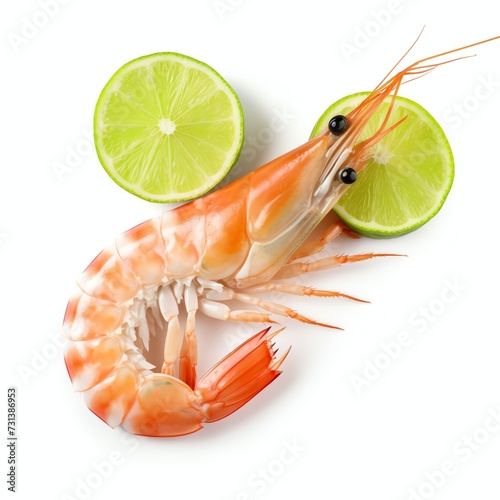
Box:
left=63, top=35, right=500, bottom=436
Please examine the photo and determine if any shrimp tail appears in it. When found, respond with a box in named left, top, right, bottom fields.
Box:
left=196, top=327, right=290, bottom=422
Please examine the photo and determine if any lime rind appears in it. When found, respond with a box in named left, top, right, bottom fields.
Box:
left=94, top=52, right=244, bottom=203
left=310, top=92, right=454, bottom=238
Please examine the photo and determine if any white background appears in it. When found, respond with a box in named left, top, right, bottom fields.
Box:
left=2, top=1, right=500, bottom=499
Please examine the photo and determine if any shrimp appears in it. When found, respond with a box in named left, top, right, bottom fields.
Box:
left=63, top=35, right=499, bottom=437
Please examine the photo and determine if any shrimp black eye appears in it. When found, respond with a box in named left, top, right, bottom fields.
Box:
left=340, top=167, right=357, bottom=184
left=328, top=115, right=348, bottom=135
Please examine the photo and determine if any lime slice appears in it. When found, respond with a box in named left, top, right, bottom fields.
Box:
left=94, top=52, right=244, bottom=203
left=310, top=92, right=454, bottom=237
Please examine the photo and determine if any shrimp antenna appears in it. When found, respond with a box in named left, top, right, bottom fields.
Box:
left=343, top=31, right=500, bottom=172
left=375, top=25, right=427, bottom=90
left=364, top=31, right=500, bottom=133
left=379, top=31, right=500, bottom=92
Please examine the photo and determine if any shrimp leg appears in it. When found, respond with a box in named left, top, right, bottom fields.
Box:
left=203, top=286, right=341, bottom=328
left=288, top=220, right=359, bottom=262
left=199, top=299, right=277, bottom=323
left=274, top=253, right=402, bottom=280
left=158, top=285, right=182, bottom=376
left=242, top=283, right=369, bottom=302
left=179, top=283, right=198, bottom=389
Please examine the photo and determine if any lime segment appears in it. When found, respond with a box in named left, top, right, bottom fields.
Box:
left=94, top=53, right=244, bottom=203
left=310, top=92, right=454, bottom=237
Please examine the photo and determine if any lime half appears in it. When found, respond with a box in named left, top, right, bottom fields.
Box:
left=94, top=52, right=244, bottom=203
left=310, top=92, right=454, bottom=237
